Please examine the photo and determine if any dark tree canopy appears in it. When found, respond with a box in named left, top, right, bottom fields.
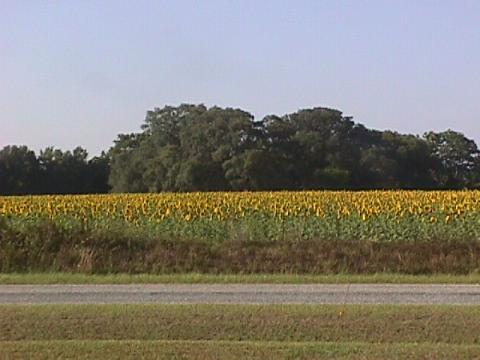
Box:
left=106, top=104, right=480, bottom=193
left=0, top=146, right=40, bottom=195
left=0, top=146, right=110, bottom=195
left=425, top=130, right=480, bottom=188
left=1, top=104, right=479, bottom=195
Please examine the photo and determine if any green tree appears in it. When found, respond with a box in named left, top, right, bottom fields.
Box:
left=0, top=146, right=40, bottom=195
left=108, top=133, right=148, bottom=192
left=109, top=104, right=262, bottom=192
left=425, top=130, right=480, bottom=188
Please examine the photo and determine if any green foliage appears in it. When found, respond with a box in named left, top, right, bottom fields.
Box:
left=0, top=146, right=110, bottom=195
left=0, top=146, right=40, bottom=194
left=109, top=104, right=480, bottom=192
left=425, top=129, right=480, bottom=188
left=2, top=105, right=480, bottom=194
left=1, top=214, right=480, bottom=274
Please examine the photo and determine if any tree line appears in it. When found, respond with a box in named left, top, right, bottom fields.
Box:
left=0, top=146, right=109, bottom=195
left=2, top=104, right=480, bottom=195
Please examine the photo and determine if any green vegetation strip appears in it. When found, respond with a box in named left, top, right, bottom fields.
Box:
left=4, top=304, right=480, bottom=358
left=2, top=340, right=480, bottom=359
left=2, top=304, right=480, bottom=344
left=3, top=216, right=480, bottom=274
left=2, top=272, right=480, bottom=284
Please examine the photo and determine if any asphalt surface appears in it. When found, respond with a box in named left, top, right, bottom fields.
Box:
left=1, top=284, right=480, bottom=305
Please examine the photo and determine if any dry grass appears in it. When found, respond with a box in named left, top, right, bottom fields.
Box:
left=2, top=304, right=480, bottom=344
left=2, top=272, right=480, bottom=284
left=2, top=340, right=480, bottom=359
left=3, top=304, right=480, bottom=358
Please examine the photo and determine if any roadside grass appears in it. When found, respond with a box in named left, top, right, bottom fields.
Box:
left=1, top=272, right=480, bottom=284
left=2, top=340, right=480, bottom=359
left=2, top=304, right=480, bottom=344
left=3, top=304, right=480, bottom=358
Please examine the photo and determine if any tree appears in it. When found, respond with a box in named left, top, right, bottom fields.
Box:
left=86, top=152, right=111, bottom=193
left=108, top=133, right=148, bottom=192
left=109, top=104, right=263, bottom=192
left=425, top=130, right=480, bottom=188
left=264, top=107, right=363, bottom=189
left=0, top=146, right=40, bottom=195
left=4, top=104, right=479, bottom=195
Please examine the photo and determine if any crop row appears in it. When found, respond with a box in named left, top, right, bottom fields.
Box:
left=2, top=191, right=480, bottom=223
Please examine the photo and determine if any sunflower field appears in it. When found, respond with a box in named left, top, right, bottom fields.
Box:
left=1, top=191, right=480, bottom=274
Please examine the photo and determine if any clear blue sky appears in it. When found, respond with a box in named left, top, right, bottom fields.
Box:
left=2, top=0, right=479, bottom=155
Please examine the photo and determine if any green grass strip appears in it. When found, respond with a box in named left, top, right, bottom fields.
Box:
left=2, top=304, right=480, bottom=345
left=1, top=272, right=480, bottom=284
left=1, top=340, right=480, bottom=359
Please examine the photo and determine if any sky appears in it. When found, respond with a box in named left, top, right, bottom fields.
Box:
left=1, top=0, right=480, bottom=156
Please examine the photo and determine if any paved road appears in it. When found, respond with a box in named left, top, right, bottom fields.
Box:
left=1, top=284, right=480, bottom=305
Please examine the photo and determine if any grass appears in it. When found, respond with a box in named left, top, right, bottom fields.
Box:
left=2, top=304, right=480, bottom=358
left=2, top=340, right=480, bottom=359
left=2, top=304, right=480, bottom=344
left=1, top=272, right=480, bottom=284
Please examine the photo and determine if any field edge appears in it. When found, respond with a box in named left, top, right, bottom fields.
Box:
left=1, top=272, right=480, bottom=284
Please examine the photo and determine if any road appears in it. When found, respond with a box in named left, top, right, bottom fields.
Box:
left=1, top=284, right=480, bottom=305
